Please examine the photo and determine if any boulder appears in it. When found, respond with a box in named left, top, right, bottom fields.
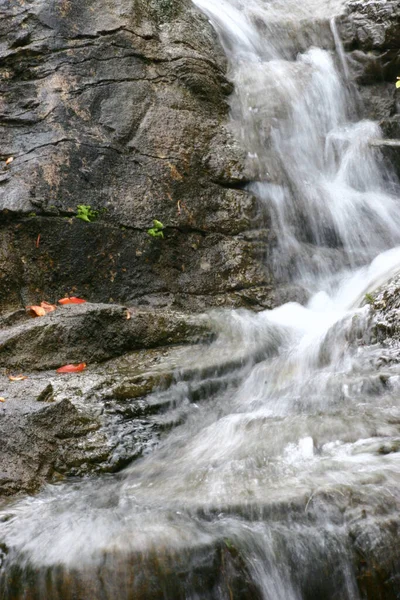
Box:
left=0, top=301, right=218, bottom=496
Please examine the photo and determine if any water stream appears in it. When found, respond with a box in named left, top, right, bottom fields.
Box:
left=1, top=0, right=400, bottom=598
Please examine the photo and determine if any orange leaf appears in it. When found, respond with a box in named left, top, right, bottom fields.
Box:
left=58, top=297, right=87, bottom=305
left=56, top=363, right=87, bottom=374
left=8, top=375, right=28, bottom=382
left=5, top=157, right=13, bottom=166
left=0, top=397, right=5, bottom=403
left=40, top=301, right=57, bottom=313
left=27, top=305, right=46, bottom=317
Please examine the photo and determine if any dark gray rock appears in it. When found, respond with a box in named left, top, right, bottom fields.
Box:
left=0, top=302, right=212, bottom=370
left=339, top=0, right=400, bottom=179
left=370, top=139, right=400, bottom=179
left=339, top=0, right=400, bottom=52
left=0, top=0, right=273, bottom=313
left=0, top=339, right=218, bottom=496
left=0, top=300, right=217, bottom=496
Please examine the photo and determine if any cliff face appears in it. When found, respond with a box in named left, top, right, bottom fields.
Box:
left=0, top=0, right=273, bottom=314
left=339, top=0, right=400, bottom=176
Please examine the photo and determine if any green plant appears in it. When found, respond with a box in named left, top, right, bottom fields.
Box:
left=147, top=219, right=165, bottom=239
left=365, top=293, right=374, bottom=305
left=76, top=204, right=98, bottom=223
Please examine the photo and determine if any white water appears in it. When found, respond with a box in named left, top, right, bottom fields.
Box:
left=1, top=0, right=400, bottom=598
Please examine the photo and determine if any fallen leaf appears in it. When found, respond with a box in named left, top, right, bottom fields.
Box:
left=0, top=397, right=5, bottom=403
left=56, top=363, right=87, bottom=374
left=27, top=305, right=46, bottom=317
left=40, top=301, right=57, bottom=313
left=5, top=157, right=13, bottom=166
left=58, top=297, right=87, bottom=305
left=126, top=309, right=131, bottom=320
left=36, top=234, right=41, bottom=248
left=8, top=375, right=28, bottom=382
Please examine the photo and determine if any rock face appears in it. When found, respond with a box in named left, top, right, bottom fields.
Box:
left=0, top=303, right=218, bottom=496
left=339, top=0, right=400, bottom=175
left=0, top=302, right=212, bottom=370
left=0, top=0, right=272, bottom=314
left=365, top=272, right=400, bottom=347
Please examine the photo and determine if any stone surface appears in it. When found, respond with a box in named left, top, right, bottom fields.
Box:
left=365, top=271, right=400, bottom=347
left=0, top=0, right=273, bottom=313
left=0, top=302, right=212, bottom=370
left=339, top=0, right=400, bottom=166
left=0, top=301, right=219, bottom=496
left=0, top=300, right=267, bottom=497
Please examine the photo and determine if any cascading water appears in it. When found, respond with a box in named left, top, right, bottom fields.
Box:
left=195, top=0, right=400, bottom=292
left=1, top=1, right=400, bottom=599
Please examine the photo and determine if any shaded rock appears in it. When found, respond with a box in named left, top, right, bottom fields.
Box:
left=338, top=0, right=400, bottom=182
left=0, top=0, right=273, bottom=313
left=0, top=342, right=197, bottom=496
left=0, top=539, right=262, bottom=600
left=1, top=303, right=272, bottom=497
left=0, top=302, right=213, bottom=370
left=339, top=1, right=400, bottom=52
left=370, top=139, right=400, bottom=179
left=0, top=216, right=272, bottom=314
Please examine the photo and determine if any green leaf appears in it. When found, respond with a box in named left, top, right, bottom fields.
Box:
left=364, top=293, right=374, bottom=305
left=147, top=228, right=164, bottom=238
left=76, top=214, right=91, bottom=222
left=76, top=204, right=98, bottom=223
left=153, top=219, right=164, bottom=230
left=396, top=80, right=400, bottom=89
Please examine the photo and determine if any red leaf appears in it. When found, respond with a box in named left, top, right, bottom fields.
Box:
left=27, top=305, right=46, bottom=317
left=58, top=297, right=87, bottom=305
left=56, top=363, right=87, bottom=374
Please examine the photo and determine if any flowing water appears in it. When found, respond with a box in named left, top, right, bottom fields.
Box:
left=2, top=1, right=400, bottom=598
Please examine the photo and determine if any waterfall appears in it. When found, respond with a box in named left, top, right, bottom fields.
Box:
left=195, top=0, right=400, bottom=293
left=1, top=1, right=400, bottom=598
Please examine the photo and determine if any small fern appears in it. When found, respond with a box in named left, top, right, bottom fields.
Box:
left=76, top=205, right=98, bottom=223
left=147, top=219, right=165, bottom=239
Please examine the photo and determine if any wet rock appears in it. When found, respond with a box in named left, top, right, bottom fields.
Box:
left=2, top=495, right=400, bottom=600
left=339, top=0, right=400, bottom=164
left=0, top=343, right=191, bottom=496
left=351, top=517, right=400, bottom=600
left=0, top=298, right=220, bottom=496
left=1, top=303, right=271, bottom=497
left=339, top=1, right=400, bottom=52
left=370, top=139, right=400, bottom=179
left=0, top=0, right=273, bottom=313
left=0, top=540, right=262, bottom=600
left=0, top=303, right=213, bottom=370
left=364, top=272, right=400, bottom=347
